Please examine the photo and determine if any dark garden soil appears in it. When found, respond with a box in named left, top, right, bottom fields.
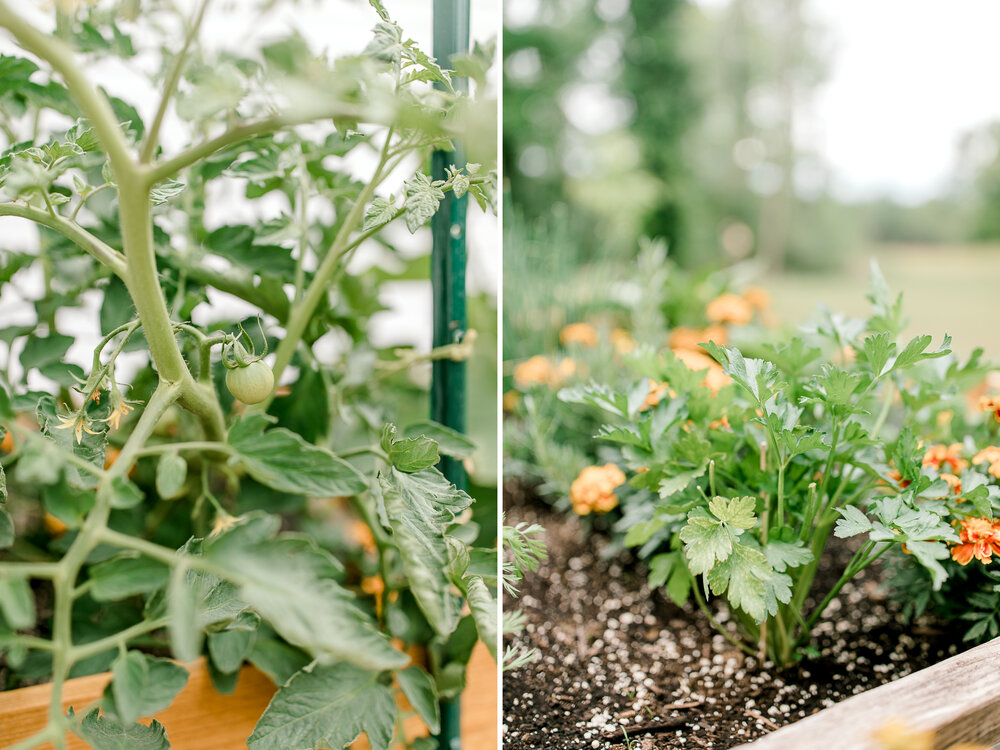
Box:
left=502, top=481, right=971, bottom=750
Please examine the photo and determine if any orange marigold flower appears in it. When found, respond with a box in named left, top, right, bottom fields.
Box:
left=672, top=348, right=732, bottom=394
left=709, top=415, right=731, bottom=431
left=570, top=464, right=626, bottom=516
left=502, top=390, right=521, bottom=413
left=610, top=328, right=636, bottom=354
left=939, top=473, right=962, bottom=497
left=950, top=517, right=1000, bottom=566
left=972, top=446, right=1000, bottom=479
left=513, top=355, right=576, bottom=389
left=668, top=324, right=728, bottom=351
left=0, top=428, right=13, bottom=454
left=706, top=293, right=753, bottom=325
left=922, top=443, right=967, bottom=474
left=559, top=322, right=599, bottom=348
left=557, top=357, right=578, bottom=380
left=641, top=379, right=673, bottom=410
left=742, top=285, right=772, bottom=310
left=979, top=395, right=1000, bottom=422
left=886, top=468, right=911, bottom=489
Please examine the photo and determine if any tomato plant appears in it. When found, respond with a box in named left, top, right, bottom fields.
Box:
left=0, top=1, right=497, bottom=748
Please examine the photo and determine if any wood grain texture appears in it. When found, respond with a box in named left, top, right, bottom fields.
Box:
left=0, top=643, right=497, bottom=749
left=738, top=636, right=1000, bottom=750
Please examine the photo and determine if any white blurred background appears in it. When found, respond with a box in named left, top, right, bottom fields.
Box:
left=0, top=0, right=498, bottom=389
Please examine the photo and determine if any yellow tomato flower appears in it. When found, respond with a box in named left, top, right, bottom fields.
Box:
left=53, top=414, right=100, bottom=444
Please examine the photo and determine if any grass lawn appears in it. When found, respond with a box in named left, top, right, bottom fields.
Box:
left=763, top=244, right=1000, bottom=359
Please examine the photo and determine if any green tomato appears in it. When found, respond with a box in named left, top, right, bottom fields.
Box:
left=225, top=360, right=274, bottom=404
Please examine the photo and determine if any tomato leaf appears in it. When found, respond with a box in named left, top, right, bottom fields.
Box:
left=0, top=571, right=33, bottom=629
left=397, top=665, right=440, bottom=734
left=0, top=506, right=12, bottom=549
left=90, top=553, right=170, bottom=602
left=462, top=574, right=497, bottom=660
left=375, top=467, right=473, bottom=636
left=203, top=515, right=406, bottom=671
left=109, top=651, right=188, bottom=724
left=71, top=708, right=170, bottom=750
left=229, top=414, right=366, bottom=497
left=247, top=663, right=396, bottom=750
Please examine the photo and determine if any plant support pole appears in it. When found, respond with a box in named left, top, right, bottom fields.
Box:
left=431, top=0, right=470, bottom=748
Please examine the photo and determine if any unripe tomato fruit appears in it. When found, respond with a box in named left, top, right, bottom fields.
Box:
left=226, top=360, right=274, bottom=404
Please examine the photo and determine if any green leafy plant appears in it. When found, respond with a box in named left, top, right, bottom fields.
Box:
left=0, top=1, right=496, bottom=748
left=558, top=264, right=993, bottom=666
left=500, top=519, right=546, bottom=672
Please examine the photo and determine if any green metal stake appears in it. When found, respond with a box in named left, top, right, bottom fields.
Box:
left=431, top=1, right=470, bottom=749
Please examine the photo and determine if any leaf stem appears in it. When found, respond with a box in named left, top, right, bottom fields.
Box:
left=691, top=577, right=755, bottom=657
left=140, top=0, right=212, bottom=163
left=0, top=203, right=127, bottom=277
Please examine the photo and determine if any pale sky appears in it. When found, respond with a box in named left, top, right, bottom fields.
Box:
left=697, top=0, right=1000, bottom=204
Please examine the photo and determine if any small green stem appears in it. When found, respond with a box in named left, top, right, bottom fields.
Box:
left=70, top=617, right=170, bottom=662
left=0, top=203, right=127, bottom=277
left=691, top=577, right=755, bottom=657
left=338, top=445, right=389, bottom=461
left=871, top=381, right=895, bottom=440
left=140, top=0, right=211, bottom=163
left=0, top=561, right=61, bottom=578
left=132, top=440, right=232, bottom=458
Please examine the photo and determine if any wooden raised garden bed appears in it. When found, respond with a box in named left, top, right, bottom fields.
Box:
left=738, top=636, right=1000, bottom=750
left=0, top=644, right=496, bottom=749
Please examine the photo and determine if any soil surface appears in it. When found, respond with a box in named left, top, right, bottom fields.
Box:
left=502, top=483, right=970, bottom=750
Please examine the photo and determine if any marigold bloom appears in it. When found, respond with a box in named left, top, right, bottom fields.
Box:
left=570, top=464, right=626, bottom=516
left=672, top=347, right=731, bottom=393
left=610, top=328, right=636, bottom=354
left=557, top=357, right=578, bottom=380
left=559, top=322, right=599, bottom=348
left=742, top=285, right=772, bottom=310
left=939, top=473, right=962, bottom=496
left=950, top=517, right=1000, bottom=565
left=668, top=324, right=728, bottom=352
left=513, top=355, right=576, bottom=389
left=502, top=390, right=521, bottom=413
left=922, top=443, right=967, bottom=474
left=972, top=446, right=1000, bottom=479
left=0, top=428, right=13, bottom=454
left=706, top=293, right=753, bottom=325
left=886, top=468, right=911, bottom=489
left=979, top=395, right=1000, bottom=422
left=709, top=415, right=731, bottom=431
left=641, top=379, right=673, bottom=410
